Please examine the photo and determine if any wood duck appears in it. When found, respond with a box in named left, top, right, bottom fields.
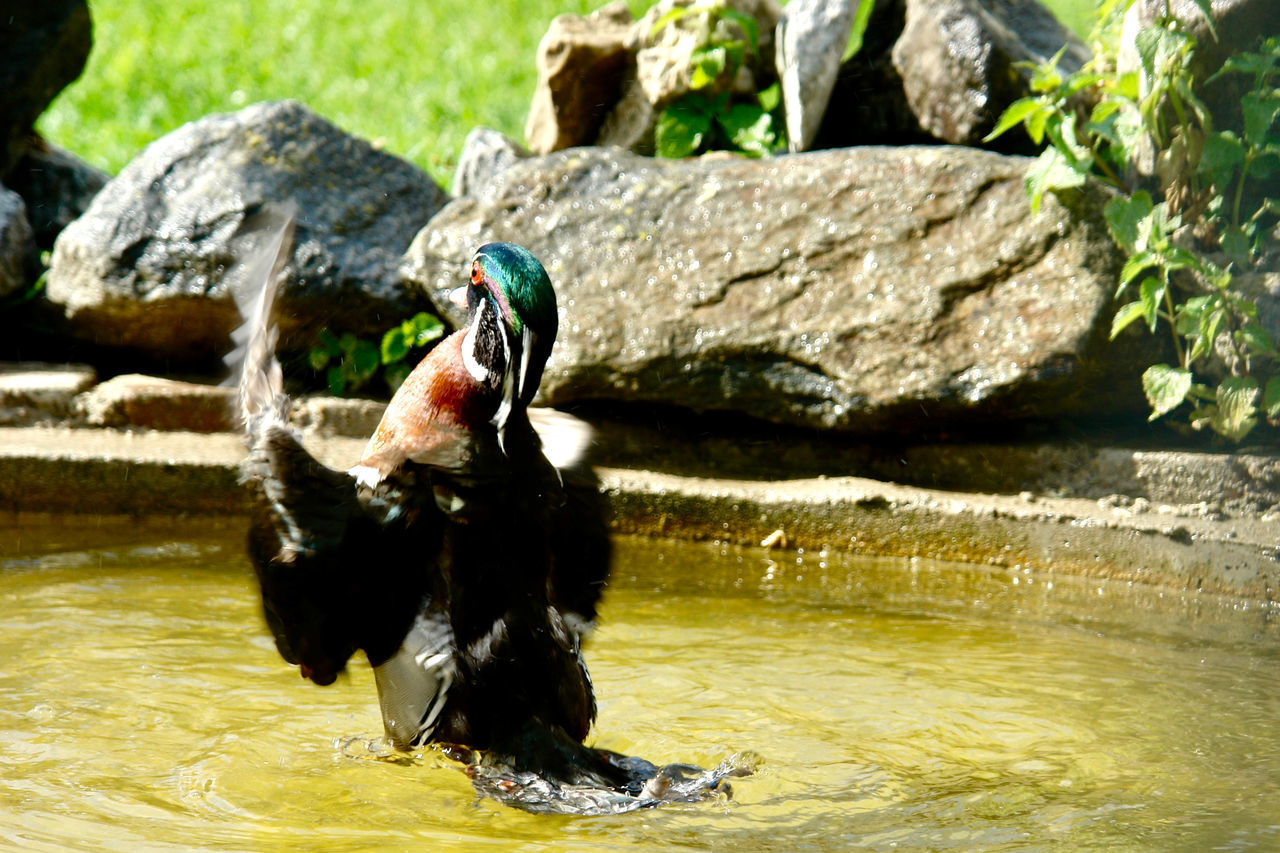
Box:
left=229, top=205, right=742, bottom=812
left=231, top=205, right=607, bottom=738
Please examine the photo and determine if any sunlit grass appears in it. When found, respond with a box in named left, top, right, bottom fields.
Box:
left=40, top=0, right=1095, bottom=188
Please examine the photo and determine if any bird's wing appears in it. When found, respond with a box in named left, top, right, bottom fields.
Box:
left=242, top=421, right=374, bottom=685
left=229, top=201, right=433, bottom=685
left=372, top=608, right=457, bottom=750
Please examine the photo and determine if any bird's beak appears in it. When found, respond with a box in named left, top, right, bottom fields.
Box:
left=449, top=286, right=468, bottom=309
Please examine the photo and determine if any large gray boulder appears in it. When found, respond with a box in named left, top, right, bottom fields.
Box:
left=405, top=144, right=1156, bottom=435
left=47, top=100, right=447, bottom=366
left=0, top=1, right=93, bottom=178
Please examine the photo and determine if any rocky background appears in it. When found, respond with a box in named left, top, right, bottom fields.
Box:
left=1, top=0, right=1276, bottom=461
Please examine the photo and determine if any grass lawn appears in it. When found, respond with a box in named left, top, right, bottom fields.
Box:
left=39, top=0, right=1096, bottom=188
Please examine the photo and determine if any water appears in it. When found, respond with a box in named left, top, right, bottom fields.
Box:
left=1, top=517, right=1278, bottom=851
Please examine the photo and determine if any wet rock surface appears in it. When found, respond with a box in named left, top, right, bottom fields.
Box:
left=406, top=144, right=1156, bottom=434
left=45, top=100, right=447, bottom=367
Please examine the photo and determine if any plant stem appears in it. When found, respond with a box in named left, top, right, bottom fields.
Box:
left=1162, top=270, right=1187, bottom=367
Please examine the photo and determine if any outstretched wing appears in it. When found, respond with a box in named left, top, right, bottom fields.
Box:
left=242, top=423, right=375, bottom=685
left=229, top=202, right=435, bottom=685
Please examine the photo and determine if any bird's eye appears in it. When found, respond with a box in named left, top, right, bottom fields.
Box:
left=470, top=261, right=483, bottom=286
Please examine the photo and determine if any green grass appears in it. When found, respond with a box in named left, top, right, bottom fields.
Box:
left=40, top=0, right=1095, bottom=188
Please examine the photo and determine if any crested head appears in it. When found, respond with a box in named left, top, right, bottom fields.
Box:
left=456, top=243, right=558, bottom=444
left=469, top=242, right=558, bottom=345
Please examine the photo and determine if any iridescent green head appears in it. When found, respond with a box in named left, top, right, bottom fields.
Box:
left=459, top=243, right=558, bottom=428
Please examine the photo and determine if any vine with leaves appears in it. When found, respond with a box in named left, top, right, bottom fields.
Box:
left=987, top=0, right=1280, bottom=441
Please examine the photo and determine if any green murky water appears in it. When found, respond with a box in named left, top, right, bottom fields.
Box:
left=2, top=517, right=1278, bottom=851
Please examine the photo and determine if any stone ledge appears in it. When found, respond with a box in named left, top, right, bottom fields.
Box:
left=1, top=425, right=1275, bottom=600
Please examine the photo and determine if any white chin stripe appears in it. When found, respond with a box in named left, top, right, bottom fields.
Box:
left=461, top=301, right=490, bottom=383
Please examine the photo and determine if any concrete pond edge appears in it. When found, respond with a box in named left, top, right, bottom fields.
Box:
left=1, top=418, right=1276, bottom=602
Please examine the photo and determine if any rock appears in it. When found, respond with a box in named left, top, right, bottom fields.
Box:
left=46, top=100, right=447, bottom=368
left=890, top=0, right=1090, bottom=147
left=77, top=373, right=235, bottom=432
left=403, top=145, right=1156, bottom=436
left=775, top=0, right=862, bottom=152
left=288, top=395, right=386, bottom=438
left=0, top=1, right=93, bottom=178
left=597, top=0, right=784, bottom=153
left=0, top=361, right=95, bottom=424
left=524, top=1, right=636, bottom=155
left=452, top=127, right=530, bottom=201
left=809, top=0, right=933, bottom=147
left=5, top=140, right=110, bottom=249
left=0, top=186, right=40, bottom=300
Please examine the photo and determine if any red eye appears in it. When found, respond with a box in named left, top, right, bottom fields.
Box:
left=470, top=262, right=483, bottom=285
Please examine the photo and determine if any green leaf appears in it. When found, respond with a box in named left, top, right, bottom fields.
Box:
left=406, top=312, right=444, bottom=346
left=1104, top=191, right=1154, bottom=253
left=1110, top=300, right=1148, bottom=339
left=1221, top=225, right=1252, bottom=265
left=655, top=97, right=712, bottom=158
left=1112, top=70, right=1141, bottom=102
left=1139, top=275, right=1164, bottom=331
left=1142, top=364, right=1193, bottom=420
left=381, top=326, right=409, bottom=364
left=1089, top=98, right=1123, bottom=125
left=1175, top=295, right=1212, bottom=336
left=1212, top=376, right=1259, bottom=441
left=1242, top=91, right=1280, bottom=148
left=326, top=365, right=346, bottom=397
left=1189, top=299, right=1226, bottom=364
left=690, top=44, right=727, bottom=89
left=1263, top=375, right=1280, bottom=419
left=1186, top=0, right=1218, bottom=41
left=1028, top=49, right=1065, bottom=93
left=1199, top=131, right=1245, bottom=189
left=338, top=331, right=359, bottom=354
left=984, top=97, right=1044, bottom=143
left=1211, top=46, right=1278, bottom=83
left=351, top=339, right=379, bottom=380
left=1236, top=322, right=1278, bottom=358
left=308, top=346, right=331, bottom=371
left=841, top=0, right=876, bottom=63
left=1025, top=147, right=1085, bottom=215
left=1118, top=249, right=1158, bottom=292
left=719, top=102, right=776, bottom=156
left=757, top=81, right=780, bottom=112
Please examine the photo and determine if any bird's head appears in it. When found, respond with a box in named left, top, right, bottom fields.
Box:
left=452, top=243, right=558, bottom=440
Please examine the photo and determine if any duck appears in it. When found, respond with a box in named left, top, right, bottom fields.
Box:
left=227, top=203, right=744, bottom=813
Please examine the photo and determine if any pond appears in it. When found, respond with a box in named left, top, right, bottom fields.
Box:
left=1, top=517, right=1278, bottom=851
